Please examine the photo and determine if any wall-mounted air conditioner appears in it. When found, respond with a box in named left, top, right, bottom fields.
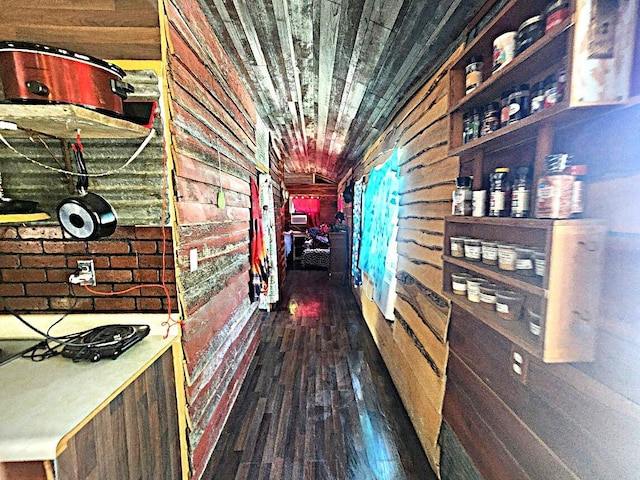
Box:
left=290, top=213, right=308, bottom=225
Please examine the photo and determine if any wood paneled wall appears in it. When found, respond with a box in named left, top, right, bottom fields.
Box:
left=349, top=54, right=461, bottom=473
left=352, top=27, right=640, bottom=479
left=161, top=0, right=267, bottom=478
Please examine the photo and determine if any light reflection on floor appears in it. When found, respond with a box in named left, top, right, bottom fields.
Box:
left=288, top=297, right=323, bottom=318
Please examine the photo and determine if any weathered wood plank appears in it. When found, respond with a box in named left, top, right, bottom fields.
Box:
left=395, top=270, right=450, bottom=343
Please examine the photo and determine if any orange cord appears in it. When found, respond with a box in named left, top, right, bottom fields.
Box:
left=82, top=133, right=185, bottom=338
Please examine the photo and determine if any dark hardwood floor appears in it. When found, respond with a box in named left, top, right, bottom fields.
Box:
left=204, top=270, right=437, bottom=480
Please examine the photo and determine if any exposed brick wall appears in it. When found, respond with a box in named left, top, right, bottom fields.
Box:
left=0, top=225, right=177, bottom=314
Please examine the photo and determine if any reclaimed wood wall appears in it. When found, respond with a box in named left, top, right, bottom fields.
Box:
left=352, top=28, right=640, bottom=479
left=349, top=55, right=460, bottom=473
left=161, top=0, right=269, bottom=478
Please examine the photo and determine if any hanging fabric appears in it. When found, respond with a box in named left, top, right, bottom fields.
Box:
left=291, top=196, right=320, bottom=226
left=351, top=178, right=365, bottom=286
left=358, top=151, right=400, bottom=294
left=259, top=173, right=279, bottom=309
left=249, top=177, right=269, bottom=303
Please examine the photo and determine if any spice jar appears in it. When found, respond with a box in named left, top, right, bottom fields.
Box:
left=515, top=15, right=544, bottom=55
left=451, top=272, right=473, bottom=295
left=481, top=102, right=500, bottom=136
left=479, top=283, right=499, bottom=310
left=489, top=167, right=511, bottom=217
left=508, top=84, right=530, bottom=123
left=515, top=246, right=534, bottom=276
left=450, top=236, right=466, bottom=257
left=500, top=88, right=513, bottom=128
left=543, top=74, right=560, bottom=109
left=568, top=164, right=587, bottom=217
left=466, top=277, right=487, bottom=303
left=452, top=176, right=473, bottom=216
left=464, top=238, right=482, bottom=261
left=465, top=56, right=484, bottom=94
left=462, top=112, right=470, bottom=144
left=530, top=81, right=545, bottom=114
left=469, top=108, right=482, bottom=141
left=495, top=290, right=526, bottom=320
left=481, top=241, right=498, bottom=265
left=498, top=243, right=517, bottom=271
left=533, top=250, right=546, bottom=277
left=527, top=304, right=542, bottom=336
left=545, top=0, right=570, bottom=32
left=511, top=166, right=531, bottom=218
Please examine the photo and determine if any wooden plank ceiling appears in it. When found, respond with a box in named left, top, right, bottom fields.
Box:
left=199, top=0, right=489, bottom=182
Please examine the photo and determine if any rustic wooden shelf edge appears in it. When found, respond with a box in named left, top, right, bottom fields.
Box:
left=450, top=18, right=573, bottom=113
left=453, top=0, right=553, bottom=71
left=443, top=254, right=545, bottom=296
left=0, top=211, right=50, bottom=224
left=0, top=104, right=151, bottom=139
left=443, top=290, right=542, bottom=357
left=447, top=101, right=618, bottom=157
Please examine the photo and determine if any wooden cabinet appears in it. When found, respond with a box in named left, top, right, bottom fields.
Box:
left=329, top=231, right=348, bottom=284
left=0, top=104, right=152, bottom=139
left=442, top=0, right=636, bottom=363
left=443, top=216, right=605, bottom=362
left=0, top=348, right=182, bottom=480
left=448, top=0, right=638, bottom=190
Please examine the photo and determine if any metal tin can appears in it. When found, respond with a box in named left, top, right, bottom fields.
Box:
left=515, top=15, right=544, bottom=55
left=545, top=0, right=570, bottom=32
left=508, top=84, right=530, bottom=123
left=492, top=31, right=516, bottom=72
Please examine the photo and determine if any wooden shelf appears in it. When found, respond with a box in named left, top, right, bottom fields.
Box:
left=0, top=211, right=50, bottom=224
left=450, top=18, right=572, bottom=113
left=443, top=255, right=544, bottom=296
left=443, top=290, right=541, bottom=357
left=0, top=104, right=151, bottom=139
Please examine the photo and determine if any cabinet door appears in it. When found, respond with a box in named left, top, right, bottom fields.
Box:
left=544, top=223, right=605, bottom=362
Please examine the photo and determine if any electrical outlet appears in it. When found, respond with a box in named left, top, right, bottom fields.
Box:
left=69, top=260, right=96, bottom=286
left=510, top=347, right=529, bottom=384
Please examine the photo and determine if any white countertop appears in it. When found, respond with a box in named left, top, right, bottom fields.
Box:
left=0, top=314, right=181, bottom=462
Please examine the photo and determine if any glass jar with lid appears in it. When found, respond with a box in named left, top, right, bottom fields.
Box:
left=489, top=167, right=511, bottom=217
left=511, top=166, right=531, bottom=218
left=452, top=176, right=473, bottom=216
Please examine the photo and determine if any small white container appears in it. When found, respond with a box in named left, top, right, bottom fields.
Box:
left=466, top=277, right=486, bottom=303
left=527, top=306, right=542, bottom=336
left=452, top=272, right=473, bottom=295
left=464, top=238, right=482, bottom=261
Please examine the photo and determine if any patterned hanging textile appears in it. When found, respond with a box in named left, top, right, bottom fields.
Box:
left=358, top=151, right=400, bottom=294
left=259, top=173, right=279, bottom=309
left=351, top=178, right=364, bottom=286
left=250, top=177, right=269, bottom=303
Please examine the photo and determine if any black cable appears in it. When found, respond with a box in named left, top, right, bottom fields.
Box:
left=0, top=297, right=116, bottom=360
